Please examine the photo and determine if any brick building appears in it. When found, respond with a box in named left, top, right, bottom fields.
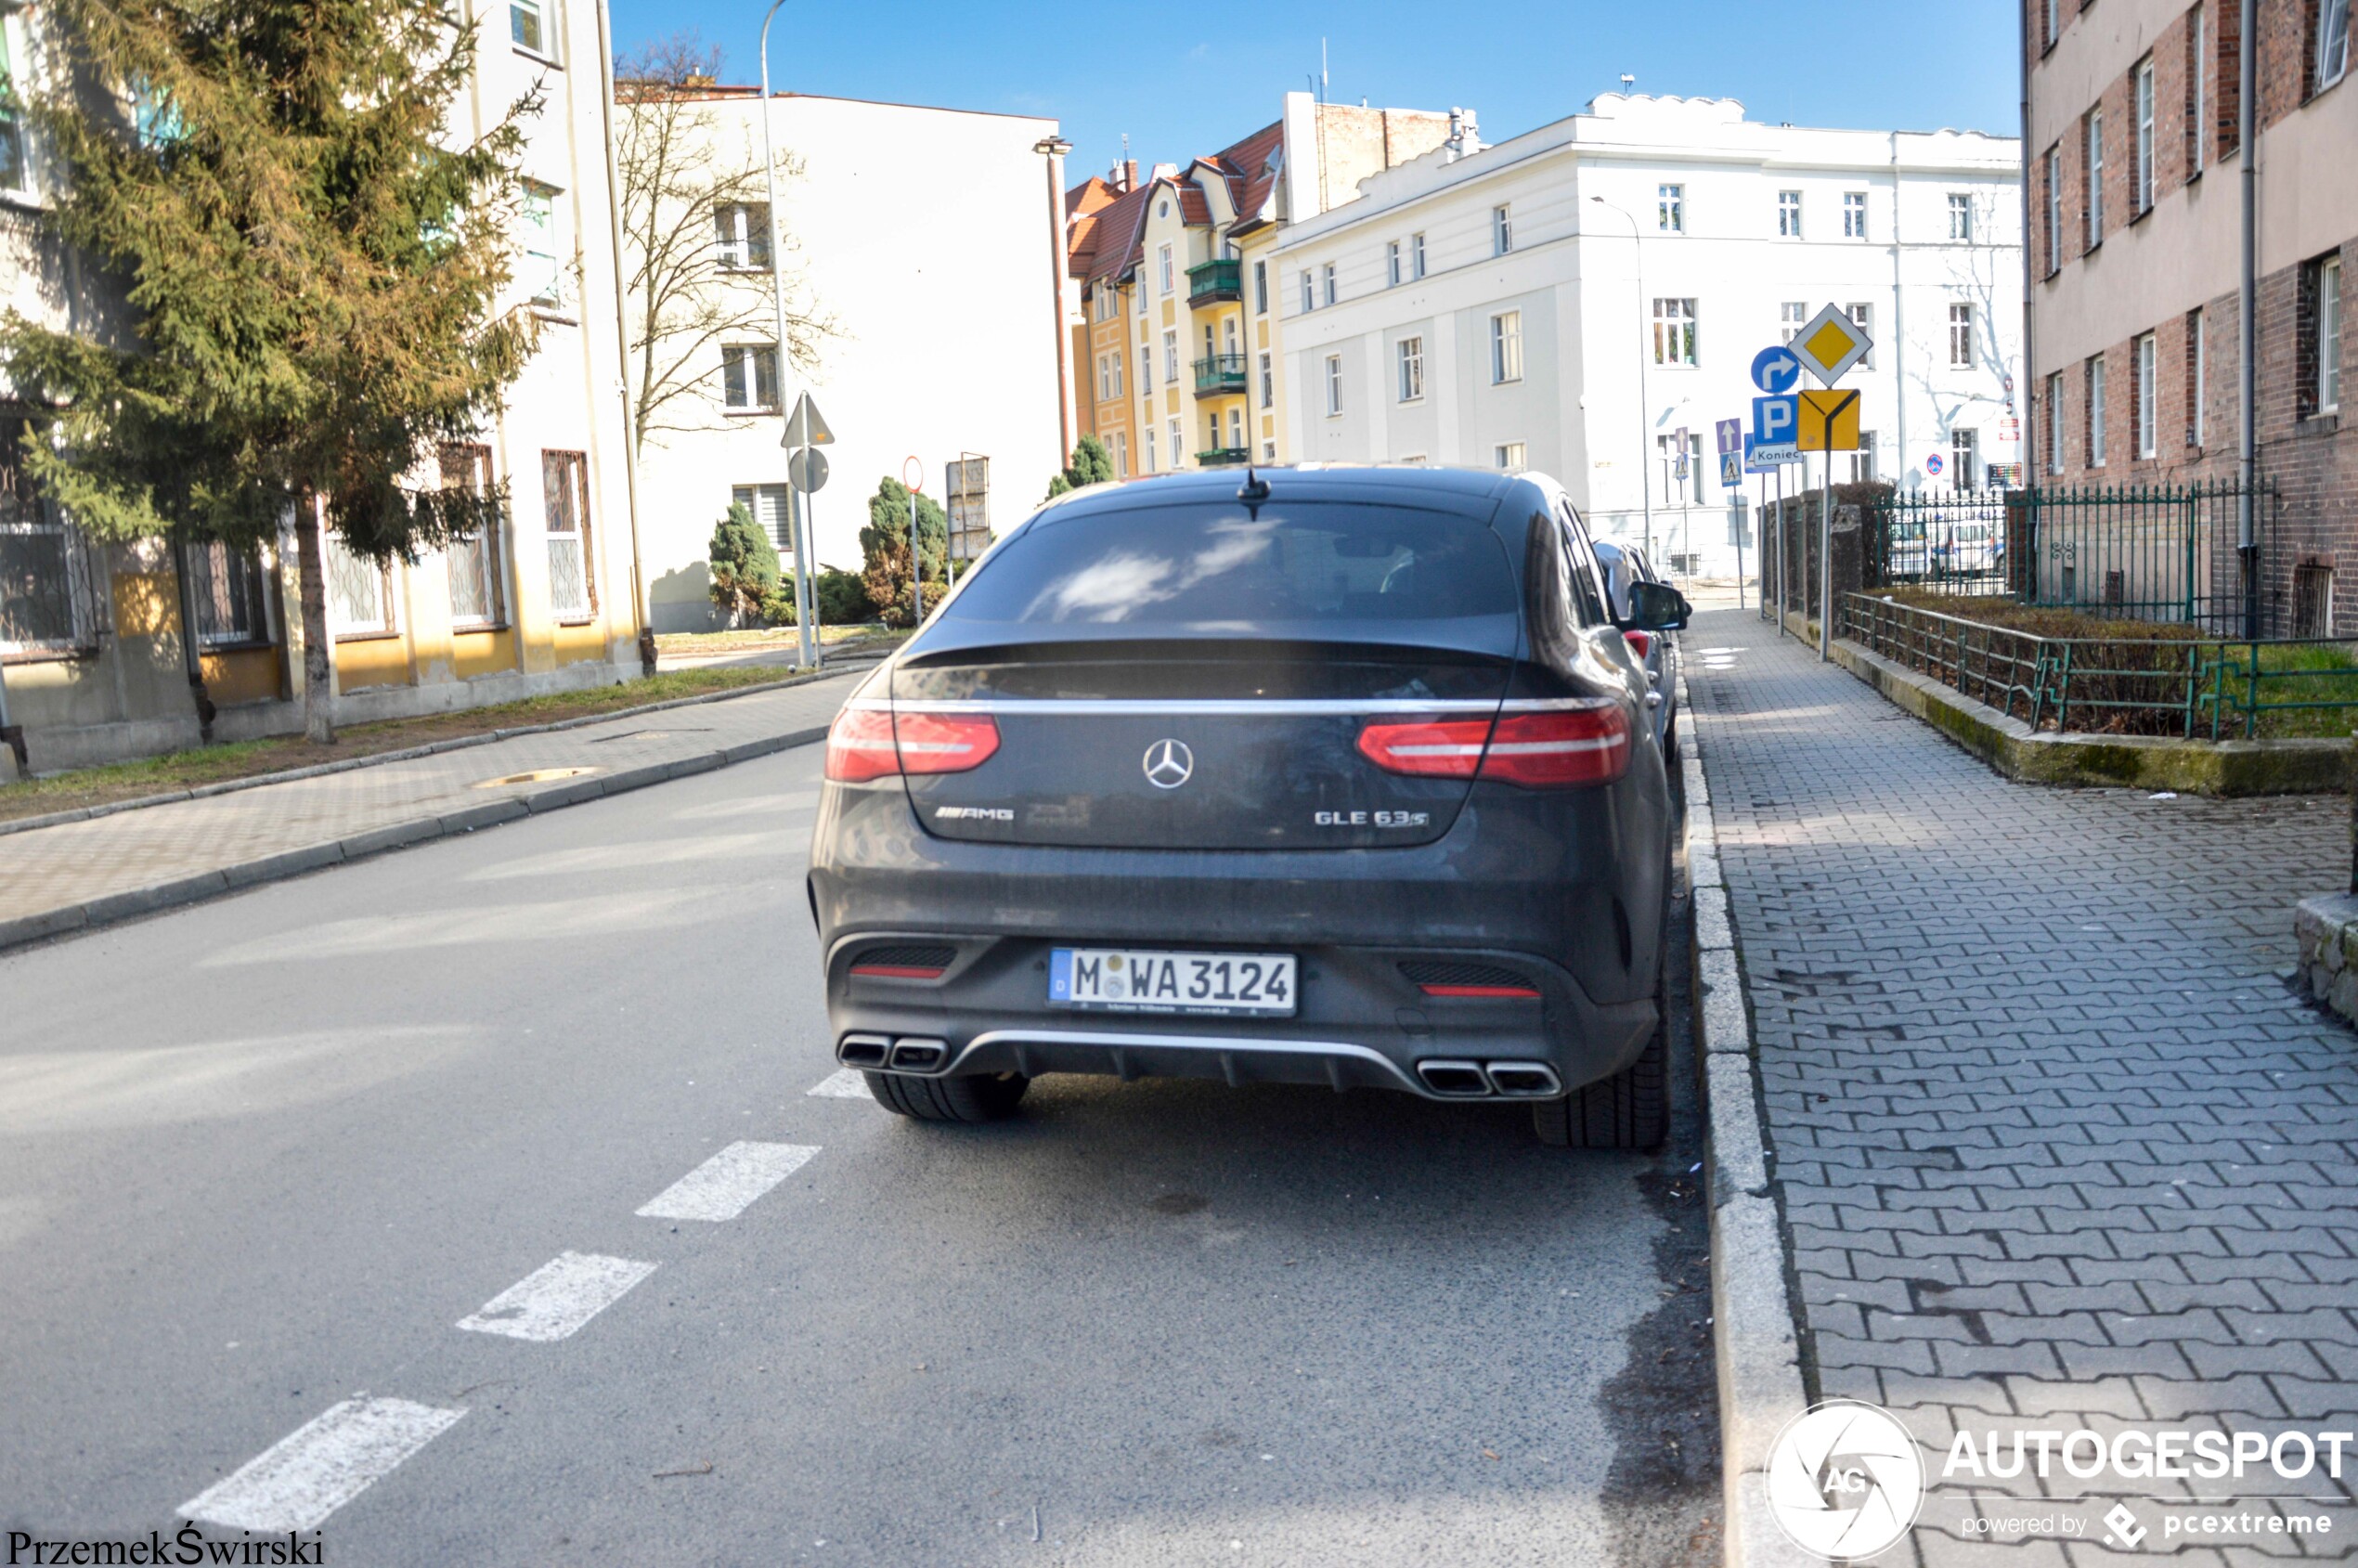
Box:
left=2028, top=0, right=2352, bottom=634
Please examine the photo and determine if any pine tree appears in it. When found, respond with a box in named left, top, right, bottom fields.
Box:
left=706, top=500, right=778, bottom=625
left=0, top=0, right=541, bottom=742
left=1043, top=434, right=1114, bottom=499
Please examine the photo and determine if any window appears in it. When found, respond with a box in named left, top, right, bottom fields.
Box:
left=1949, top=303, right=1975, bottom=368
left=1144, top=424, right=1158, bottom=473
left=731, top=485, right=792, bottom=560
left=1227, top=407, right=1244, bottom=449
left=1652, top=298, right=1697, bottom=367
left=1950, top=428, right=1979, bottom=488
left=2132, top=332, right=2158, bottom=456
left=1324, top=354, right=1343, bottom=416
left=1949, top=192, right=1974, bottom=240
left=721, top=343, right=779, bottom=410
left=1780, top=302, right=1807, bottom=344
left=519, top=186, right=564, bottom=308
left=1657, top=184, right=1683, bottom=233
left=714, top=202, right=771, bottom=270
left=1300, top=269, right=1315, bottom=314
left=2086, top=356, right=2107, bottom=466
left=2190, top=6, right=2209, bottom=174
left=2043, top=146, right=2062, bottom=274
left=1161, top=329, right=1177, bottom=384
left=1137, top=281, right=1147, bottom=316
left=1110, top=351, right=1126, bottom=398
left=325, top=532, right=396, bottom=637
left=442, top=445, right=503, bottom=629
left=1159, top=243, right=1173, bottom=295
left=1777, top=190, right=1802, bottom=238
left=1321, top=263, right=1336, bottom=306
left=2134, top=58, right=2156, bottom=214
left=510, top=0, right=551, bottom=58
left=1657, top=434, right=1705, bottom=504
left=1397, top=336, right=1424, bottom=402
left=2320, top=0, right=2351, bottom=90
left=1843, top=191, right=1868, bottom=239
left=2311, top=253, right=2343, bottom=414
left=1848, top=432, right=1878, bottom=483
left=1847, top=302, right=1875, bottom=368
left=2043, top=0, right=2059, bottom=48
left=0, top=426, right=98, bottom=654
left=0, top=18, right=23, bottom=193
left=1492, top=204, right=1512, bottom=254
left=1252, top=260, right=1267, bottom=315
left=1259, top=350, right=1274, bottom=408
left=2294, top=562, right=2336, bottom=637
left=1263, top=439, right=1277, bottom=461
left=1387, top=240, right=1403, bottom=286
left=2085, top=110, right=2105, bottom=247
left=1496, top=442, right=1527, bottom=471
left=1111, top=431, right=1129, bottom=478
left=186, top=541, right=268, bottom=650
left=1491, top=311, right=1523, bottom=382
left=1167, top=417, right=1182, bottom=467
left=542, top=451, right=594, bottom=618
left=2188, top=307, right=2207, bottom=446
left=1410, top=233, right=1426, bottom=278
left=2046, top=371, right=2066, bottom=473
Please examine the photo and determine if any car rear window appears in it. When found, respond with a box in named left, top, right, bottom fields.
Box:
left=943, top=502, right=1517, bottom=627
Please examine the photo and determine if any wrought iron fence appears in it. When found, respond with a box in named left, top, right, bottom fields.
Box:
left=1864, top=480, right=2282, bottom=637
left=1842, top=592, right=2358, bottom=739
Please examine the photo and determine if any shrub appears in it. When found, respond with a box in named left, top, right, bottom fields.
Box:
left=708, top=502, right=780, bottom=625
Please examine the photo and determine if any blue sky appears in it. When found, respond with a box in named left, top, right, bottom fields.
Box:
left=608, top=0, right=2021, bottom=179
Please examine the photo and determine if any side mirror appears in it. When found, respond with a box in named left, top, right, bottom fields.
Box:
left=1626, top=579, right=1691, bottom=632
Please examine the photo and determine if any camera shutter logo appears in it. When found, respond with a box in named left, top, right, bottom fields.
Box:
left=1143, top=739, right=1194, bottom=789
left=1765, top=1399, right=1925, bottom=1560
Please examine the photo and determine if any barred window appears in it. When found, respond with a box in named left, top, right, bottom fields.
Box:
left=326, top=532, right=396, bottom=637
left=0, top=426, right=99, bottom=655
left=542, top=450, right=595, bottom=620
left=187, top=539, right=271, bottom=648
left=442, top=444, right=504, bottom=629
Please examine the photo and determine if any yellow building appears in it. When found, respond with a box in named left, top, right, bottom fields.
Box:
left=1060, top=96, right=1457, bottom=480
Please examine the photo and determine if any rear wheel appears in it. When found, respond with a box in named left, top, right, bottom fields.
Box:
left=1533, top=966, right=1668, bottom=1150
left=863, top=1069, right=1030, bottom=1123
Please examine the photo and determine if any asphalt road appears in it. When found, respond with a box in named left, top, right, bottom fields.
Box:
left=0, top=741, right=1717, bottom=1566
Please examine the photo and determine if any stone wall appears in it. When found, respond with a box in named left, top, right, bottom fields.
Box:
left=2296, top=891, right=2358, bottom=1022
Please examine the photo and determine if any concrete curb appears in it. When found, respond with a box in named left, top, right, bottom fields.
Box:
left=0, top=661, right=864, bottom=840
left=1678, top=672, right=1815, bottom=1568
left=0, top=722, right=833, bottom=957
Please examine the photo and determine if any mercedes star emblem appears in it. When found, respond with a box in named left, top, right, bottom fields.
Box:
left=1142, top=738, right=1195, bottom=789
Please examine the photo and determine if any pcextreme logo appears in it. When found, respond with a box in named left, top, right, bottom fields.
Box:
left=1765, top=1399, right=1926, bottom=1560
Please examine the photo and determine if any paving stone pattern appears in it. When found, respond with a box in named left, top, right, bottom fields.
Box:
left=0, top=672, right=856, bottom=927
left=1686, top=608, right=2358, bottom=1565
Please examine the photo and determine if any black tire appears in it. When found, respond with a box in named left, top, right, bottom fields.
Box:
left=1533, top=965, right=1668, bottom=1150
left=863, top=1069, right=1030, bottom=1123
left=1663, top=709, right=1680, bottom=764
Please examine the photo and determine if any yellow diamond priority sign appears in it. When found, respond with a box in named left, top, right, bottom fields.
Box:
left=1791, top=303, right=1872, bottom=385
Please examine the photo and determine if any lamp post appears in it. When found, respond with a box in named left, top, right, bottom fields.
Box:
left=1589, top=196, right=1652, bottom=562
left=1033, top=136, right=1076, bottom=463
left=757, top=0, right=816, bottom=669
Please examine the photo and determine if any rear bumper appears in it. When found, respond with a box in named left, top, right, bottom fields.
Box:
left=821, top=930, right=1657, bottom=1100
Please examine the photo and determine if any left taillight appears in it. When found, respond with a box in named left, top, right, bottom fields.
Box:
left=824, top=706, right=1000, bottom=783
left=1354, top=718, right=1492, bottom=778
left=1357, top=702, right=1631, bottom=789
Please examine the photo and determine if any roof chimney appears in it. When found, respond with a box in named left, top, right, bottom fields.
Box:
left=1445, top=107, right=1479, bottom=161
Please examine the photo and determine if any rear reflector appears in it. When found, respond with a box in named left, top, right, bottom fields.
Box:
left=1624, top=629, right=1654, bottom=660
left=851, top=964, right=947, bottom=979
left=1357, top=702, right=1630, bottom=789
left=1419, top=983, right=1542, bottom=999
left=825, top=706, right=1000, bottom=783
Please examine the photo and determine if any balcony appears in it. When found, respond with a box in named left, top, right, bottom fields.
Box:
left=1195, top=447, right=1251, bottom=467
left=1186, top=258, right=1242, bottom=306
left=1192, top=353, right=1249, bottom=395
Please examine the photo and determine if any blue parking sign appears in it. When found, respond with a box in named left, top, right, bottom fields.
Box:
left=1752, top=395, right=1798, bottom=447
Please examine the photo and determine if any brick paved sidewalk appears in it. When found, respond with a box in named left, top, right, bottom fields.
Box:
left=0, top=670, right=857, bottom=943
left=1686, top=608, right=2358, bottom=1565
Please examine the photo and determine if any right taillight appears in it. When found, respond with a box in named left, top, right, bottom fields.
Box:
left=1479, top=704, right=1630, bottom=787
left=1623, top=629, right=1654, bottom=660
left=825, top=706, right=1002, bottom=783
left=1357, top=702, right=1631, bottom=789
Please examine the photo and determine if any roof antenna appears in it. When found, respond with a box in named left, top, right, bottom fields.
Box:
left=1237, top=463, right=1271, bottom=512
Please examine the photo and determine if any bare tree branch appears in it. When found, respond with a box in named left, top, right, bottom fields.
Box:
left=613, top=34, right=835, bottom=460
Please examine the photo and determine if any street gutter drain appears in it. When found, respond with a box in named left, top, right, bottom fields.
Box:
left=473, top=767, right=600, bottom=788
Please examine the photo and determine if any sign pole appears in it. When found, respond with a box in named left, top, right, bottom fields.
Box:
left=1819, top=432, right=1833, bottom=663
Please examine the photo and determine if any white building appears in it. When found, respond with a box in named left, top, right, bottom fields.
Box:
left=624, top=87, right=1069, bottom=631
left=1274, top=95, right=2022, bottom=577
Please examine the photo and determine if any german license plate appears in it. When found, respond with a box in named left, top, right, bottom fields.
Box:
left=1047, top=948, right=1297, bottom=1017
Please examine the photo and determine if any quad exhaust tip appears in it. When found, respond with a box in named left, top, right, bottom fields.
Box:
left=1415, top=1058, right=1563, bottom=1097
left=838, top=1034, right=889, bottom=1068
left=888, top=1039, right=947, bottom=1071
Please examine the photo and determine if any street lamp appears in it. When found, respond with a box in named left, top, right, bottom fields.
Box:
left=757, top=0, right=816, bottom=669
left=1033, top=136, right=1075, bottom=462
left=1588, top=195, right=1653, bottom=562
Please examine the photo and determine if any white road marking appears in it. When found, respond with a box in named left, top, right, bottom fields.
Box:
left=456, top=1251, right=656, bottom=1341
left=636, top=1141, right=820, bottom=1223
left=806, top=1069, right=874, bottom=1100
left=178, top=1396, right=463, bottom=1533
